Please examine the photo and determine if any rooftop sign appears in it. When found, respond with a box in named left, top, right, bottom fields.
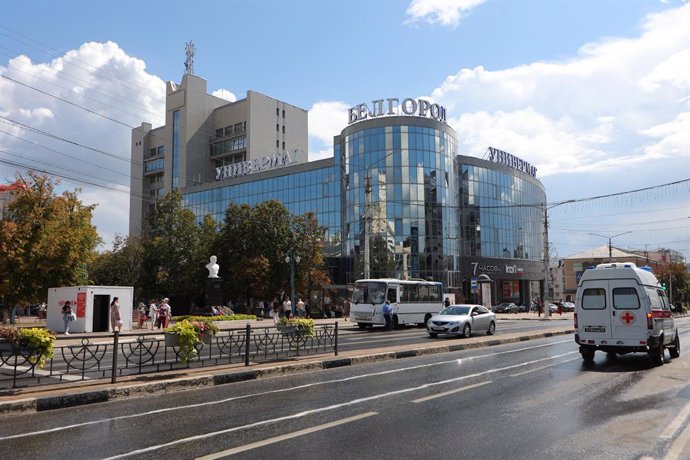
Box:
left=487, top=147, right=537, bottom=178
left=215, top=150, right=296, bottom=181
left=348, top=98, right=447, bottom=125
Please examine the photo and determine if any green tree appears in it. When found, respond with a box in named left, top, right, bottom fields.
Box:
left=89, top=234, right=144, bottom=297
left=140, top=191, right=213, bottom=309
left=0, top=172, right=101, bottom=307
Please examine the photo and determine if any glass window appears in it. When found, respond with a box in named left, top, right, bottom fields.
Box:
left=581, top=288, right=606, bottom=310
left=613, top=287, right=640, bottom=310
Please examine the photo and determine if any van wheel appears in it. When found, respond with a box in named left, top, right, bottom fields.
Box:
left=649, top=341, right=665, bottom=366
left=357, top=323, right=368, bottom=330
left=580, top=346, right=595, bottom=363
left=669, top=334, right=680, bottom=359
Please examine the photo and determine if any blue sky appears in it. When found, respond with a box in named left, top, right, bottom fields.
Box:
left=0, top=0, right=689, bottom=261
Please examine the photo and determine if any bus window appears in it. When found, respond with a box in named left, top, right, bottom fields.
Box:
left=429, top=285, right=440, bottom=301
left=419, top=285, right=430, bottom=302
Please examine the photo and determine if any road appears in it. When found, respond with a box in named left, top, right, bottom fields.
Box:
left=1, top=317, right=689, bottom=459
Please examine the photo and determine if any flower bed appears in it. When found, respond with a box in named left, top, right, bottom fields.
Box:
left=164, top=319, right=219, bottom=363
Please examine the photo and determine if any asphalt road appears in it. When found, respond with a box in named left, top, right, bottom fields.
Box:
left=1, top=318, right=689, bottom=459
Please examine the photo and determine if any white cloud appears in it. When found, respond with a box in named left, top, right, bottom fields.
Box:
left=430, top=3, right=690, bottom=176
left=0, top=41, right=166, bottom=249
left=307, top=100, right=350, bottom=160
left=211, top=89, right=237, bottom=102
left=405, top=0, right=486, bottom=27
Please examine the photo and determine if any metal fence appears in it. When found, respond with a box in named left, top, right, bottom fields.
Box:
left=0, top=323, right=338, bottom=389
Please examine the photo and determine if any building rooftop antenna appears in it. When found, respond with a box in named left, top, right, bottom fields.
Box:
left=184, top=41, right=195, bottom=75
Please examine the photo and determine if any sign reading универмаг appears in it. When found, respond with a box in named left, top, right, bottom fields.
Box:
left=487, top=147, right=537, bottom=178
left=215, top=150, right=296, bottom=181
left=348, top=98, right=447, bottom=125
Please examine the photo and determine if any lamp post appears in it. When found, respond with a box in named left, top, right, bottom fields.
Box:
left=588, top=231, right=632, bottom=261
left=542, top=200, right=575, bottom=318
left=285, top=250, right=301, bottom=315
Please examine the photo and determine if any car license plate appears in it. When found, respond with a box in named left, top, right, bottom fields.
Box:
left=584, top=326, right=606, bottom=333
left=432, top=327, right=445, bottom=332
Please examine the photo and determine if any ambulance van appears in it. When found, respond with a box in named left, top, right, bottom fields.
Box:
left=574, top=263, right=679, bottom=366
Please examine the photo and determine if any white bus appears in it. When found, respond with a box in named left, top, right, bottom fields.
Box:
left=350, top=278, right=444, bottom=329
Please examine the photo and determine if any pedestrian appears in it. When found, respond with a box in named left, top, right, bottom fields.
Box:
left=110, top=297, right=122, bottom=332
left=61, top=301, right=74, bottom=335
left=283, top=298, right=292, bottom=318
left=343, top=299, right=351, bottom=321
left=383, top=299, right=393, bottom=331
left=137, top=302, right=147, bottom=329
left=149, top=300, right=159, bottom=330
left=444, top=297, right=451, bottom=308
left=296, top=298, right=306, bottom=318
left=158, top=298, right=171, bottom=329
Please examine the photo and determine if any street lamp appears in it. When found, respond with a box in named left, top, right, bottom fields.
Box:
left=588, top=231, right=632, bottom=261
left=285, top=250, right=301, bottom=315
left=542, top=200, right=575, bottom=318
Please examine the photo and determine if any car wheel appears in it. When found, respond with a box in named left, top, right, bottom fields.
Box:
left=649, top=340, right=664, bottom=366
left=669, top=333, right=680, bottom=359
left=487, top=321, right=496, bottom=335
left=462, top=323, right=471, bottom=338
left=580, top=346, right=595, bottom=363
left=428, top=332, right=438, bottom=338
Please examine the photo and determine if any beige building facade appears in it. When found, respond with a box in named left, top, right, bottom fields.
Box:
left=129, top=73, right=308, bottom=236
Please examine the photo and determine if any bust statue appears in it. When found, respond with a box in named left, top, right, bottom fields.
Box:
left=206, top=255, right=220, bottom=278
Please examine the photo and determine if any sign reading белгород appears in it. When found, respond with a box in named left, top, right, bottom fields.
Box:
left=348, top=98, right=447, bottom=125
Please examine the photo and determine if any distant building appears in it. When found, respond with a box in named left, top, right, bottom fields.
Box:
left=561, top=245, right=663, bottom=299
left=0, top=180, right=25, bottom=219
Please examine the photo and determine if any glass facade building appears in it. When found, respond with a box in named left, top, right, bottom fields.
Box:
left=336, top=116, right=459, bottom=288
left=456, top=156, right=545, bottom=305
left=130, top=73, right=548, bottom=306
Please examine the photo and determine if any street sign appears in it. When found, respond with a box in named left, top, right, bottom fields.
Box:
left=471, top=277, right=478, bottom=292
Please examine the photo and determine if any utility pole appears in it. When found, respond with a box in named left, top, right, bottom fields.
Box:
left=363, top=174, right=371, bottom=279
left=589, top=231, right=632, bottom=262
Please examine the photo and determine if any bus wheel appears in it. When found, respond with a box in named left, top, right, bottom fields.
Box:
left=357, top=323, right=368, bottom=330
left=420, top=313, right=432, bottom=327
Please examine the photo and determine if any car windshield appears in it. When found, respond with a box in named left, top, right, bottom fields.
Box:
left=440, top=306, right=471, bottom=316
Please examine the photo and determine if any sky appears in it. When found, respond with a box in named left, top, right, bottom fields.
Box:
left=0, top=0, right=689, bottom=262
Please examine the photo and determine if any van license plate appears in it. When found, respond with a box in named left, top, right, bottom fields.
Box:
left=584, top=326, right=606, bottom=333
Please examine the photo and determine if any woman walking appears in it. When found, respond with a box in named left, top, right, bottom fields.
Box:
left=110, top=297, right=122, bottom=332
left=61, top=301, right=73, bottom=335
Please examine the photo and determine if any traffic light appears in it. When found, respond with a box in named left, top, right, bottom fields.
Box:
left=661, top=281, right=667, bottom=291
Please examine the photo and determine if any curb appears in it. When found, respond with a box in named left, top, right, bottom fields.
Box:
left=0, top=328, right=575, bottom=416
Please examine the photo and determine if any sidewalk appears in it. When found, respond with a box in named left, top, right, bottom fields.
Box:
left=0, top=316, right=575, bottom=416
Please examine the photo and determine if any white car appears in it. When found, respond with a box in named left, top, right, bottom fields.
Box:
left=427, top=304, right=496, bottom=338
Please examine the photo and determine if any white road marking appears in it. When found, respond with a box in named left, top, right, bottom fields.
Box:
left=104, top=352, right=577, bottom=458
left=508, top=357, right=580, bottom=377
left=664, top=411, right=690, bottom=460
left=661, top=402, right=690, bottom=439
left=411, top=381, right=492, bottom=403
left=196, top=412, right=378, bottom=459
left=0, top=339, right=574, bottom=442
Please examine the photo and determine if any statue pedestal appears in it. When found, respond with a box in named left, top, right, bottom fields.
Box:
left=203, top=278, right=224, bottom=315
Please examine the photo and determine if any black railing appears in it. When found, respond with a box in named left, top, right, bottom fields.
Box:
left=0, top=324, right=338, bottom=390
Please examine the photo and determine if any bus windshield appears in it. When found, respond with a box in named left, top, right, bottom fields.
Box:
left=352, top=282, right=386, bottom=304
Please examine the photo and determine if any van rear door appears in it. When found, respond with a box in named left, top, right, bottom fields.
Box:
left=611, top=282, right=646, bottom=341
left=578, top=280, right=612, bottom=339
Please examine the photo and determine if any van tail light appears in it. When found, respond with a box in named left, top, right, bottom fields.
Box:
left=574, top=313, right=578, bottom=329
left=646, top=312, right=653, bottom=330
left=652, top=310, right=671, bottom=319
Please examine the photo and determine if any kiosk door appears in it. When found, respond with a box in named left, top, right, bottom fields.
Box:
left=93, top=295, right=110, bottom=332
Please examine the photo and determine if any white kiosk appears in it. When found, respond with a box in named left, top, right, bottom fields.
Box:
left=46, top=286, right=134, bottom=333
